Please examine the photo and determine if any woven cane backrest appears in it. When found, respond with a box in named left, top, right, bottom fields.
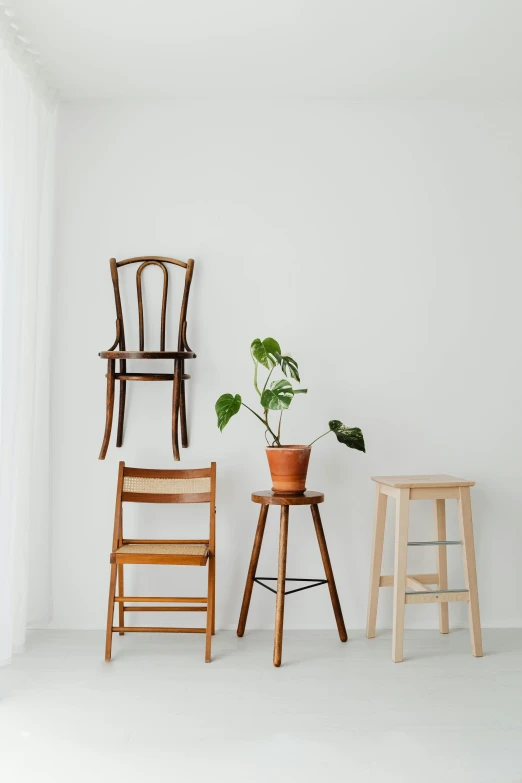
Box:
left=123, top=475, right=211, bottom=496
left=121, top=466, right=213, bottom=504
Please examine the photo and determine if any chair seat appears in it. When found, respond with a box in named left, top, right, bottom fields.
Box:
left=99, top=350, right=196, bottom=360
left=112, top=542, right=209, bottom=566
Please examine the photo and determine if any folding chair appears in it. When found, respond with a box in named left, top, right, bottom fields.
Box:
left=105, top=462, right=216, bottom=662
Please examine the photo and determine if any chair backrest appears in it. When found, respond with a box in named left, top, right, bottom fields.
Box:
left=112, top=462, right=216, bottom=550
left=109, top=256, right=194, bottom=352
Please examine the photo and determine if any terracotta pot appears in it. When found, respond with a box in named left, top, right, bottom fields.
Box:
left=266, top=445, right=311, bottom=495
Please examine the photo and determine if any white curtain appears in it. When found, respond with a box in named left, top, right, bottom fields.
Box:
left=0, top=41, right=55, bottom=664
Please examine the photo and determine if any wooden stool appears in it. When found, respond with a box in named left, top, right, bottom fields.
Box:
left=237, top=490, right=347, bottom=667
left=366, top=475, right=483, bottom=662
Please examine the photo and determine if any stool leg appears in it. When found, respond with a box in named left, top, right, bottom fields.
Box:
left=237, top=505, right=269, bottom=637
left=433, top=499, right=449, bottom=634
left=366, top=484, right=388, bottom=638
left=273, top=505, right=289, bottom=668
left=392, top=488, right=410, bottom=663
left=458, top=486, right=483, bottom=657
left=311, top=504, right=348, bottom=642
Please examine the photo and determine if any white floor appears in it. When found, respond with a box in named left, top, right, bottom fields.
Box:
left=1, top=629, right=521, bottom=783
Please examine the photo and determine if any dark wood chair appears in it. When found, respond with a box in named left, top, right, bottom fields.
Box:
left=105, top=462, right=216, bottom=663
left=99, top=256, right=196, bottom=461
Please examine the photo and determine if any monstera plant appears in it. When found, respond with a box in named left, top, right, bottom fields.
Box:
left=215, top=337, right=365, bottom=494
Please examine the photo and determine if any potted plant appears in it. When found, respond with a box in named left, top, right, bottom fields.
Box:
left=215, top=337, right=365, bottom=494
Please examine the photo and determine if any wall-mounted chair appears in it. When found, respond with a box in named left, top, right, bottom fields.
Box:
left=99, top=256, right=196, bottom=461
left=105, top=462, right=216, bottom=663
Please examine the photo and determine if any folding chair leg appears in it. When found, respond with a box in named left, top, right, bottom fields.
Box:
left=105, top=563, right=117, bottom=661
left=118, top=564, right=124, bottom=635
left=205, top=560, right=213, bottom=663
left=209, top=554, right=216, bottom=635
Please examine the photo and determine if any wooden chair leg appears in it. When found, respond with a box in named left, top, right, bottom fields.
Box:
left=434, top=499, right=449, bottom=634
left=116, top=360, right=126, bottom=448
left=180, top=378, right=188, bottom=449
left=366, top=483, right=388, bottom=638
left=105, top=563, right=117, bottom=661
left=171, top=359, right=181, bottom=461
left=458, top=486, right=483, bottom=657
left=311, top=504, right=347, bottom=642
left=392, top=488, right=410, bottom=663
left=273, top=505, right=289, bottom=668
left=209, top=553, right=216, bottom=635
left=99, top=359, right=115, bottom=460
left=118, top=564, right=125, bottom=635
left=205, top=559, right=213, bottom=663
left=237, top=505, right=269, bottom=637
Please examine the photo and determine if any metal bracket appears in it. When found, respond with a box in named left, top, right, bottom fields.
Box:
left=408, top=540, right=462, bottom=546
left=405, top=587, right=468, bottom=595
left=254, top=577, right=328, bottom=596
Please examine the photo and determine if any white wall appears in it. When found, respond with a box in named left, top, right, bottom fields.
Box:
left=50, top=99, right=522, bottom=631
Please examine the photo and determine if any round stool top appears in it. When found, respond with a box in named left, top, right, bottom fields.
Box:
left=252, top=490, right=324, bottom=506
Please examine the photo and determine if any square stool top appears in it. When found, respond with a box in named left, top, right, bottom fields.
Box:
left=371, top=474, right=474, bottom=488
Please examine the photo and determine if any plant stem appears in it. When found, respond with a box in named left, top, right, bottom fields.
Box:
left=264, top=409, right=276, bottom=446
left=241, top=403, right=281, bottom=446
left=262, top=366, right=274, bottom=394
left=277, top=411, right=283, bottom=442
left=308, top=429, right=332, bottom=448
left=252, top=357, right=261, bottom=397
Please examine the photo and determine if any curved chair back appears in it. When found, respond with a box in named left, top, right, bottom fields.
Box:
left=109, top=256, right=194, bottom=352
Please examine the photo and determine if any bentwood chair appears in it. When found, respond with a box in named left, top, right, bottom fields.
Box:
left=99, top=256, right=196, bottom=461
left=105, top=462, right=216, bottom=663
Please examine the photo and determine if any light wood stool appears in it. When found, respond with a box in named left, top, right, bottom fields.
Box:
left=366, top=475, right=483, bottom=662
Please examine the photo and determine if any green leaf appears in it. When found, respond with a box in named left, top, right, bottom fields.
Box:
left=277, top=353, right=300, bottom=382
left=251, top=337, right=281, bottom=369
left=260, top=379, right=294, bottom=411
left=216, top=394, right=242, bottom=431
left=328, top=420, right=366, bottom=452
